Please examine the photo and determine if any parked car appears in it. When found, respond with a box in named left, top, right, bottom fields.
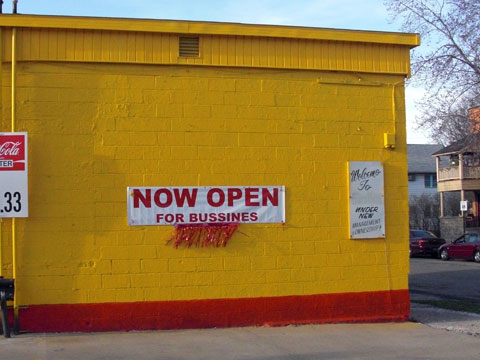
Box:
left=409, top=229, right=446, bottom=257
left=438, top=232, right=480, bottom=263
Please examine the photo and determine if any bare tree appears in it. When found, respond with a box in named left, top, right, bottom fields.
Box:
left=409, top=194, right=440, bottom=234
left=385, top=0, right=480, bottom=145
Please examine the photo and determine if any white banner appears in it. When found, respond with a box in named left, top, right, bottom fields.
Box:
left=0, top=132, right=28, bottom=218
left=348, top=161, right=385, bottom=239
left=127, top=186, right=285, bottom=226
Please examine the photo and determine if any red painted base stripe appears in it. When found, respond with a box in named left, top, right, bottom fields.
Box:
left=12, top=289, right=409, bottom=333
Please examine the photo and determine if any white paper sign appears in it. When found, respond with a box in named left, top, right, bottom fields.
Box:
left=348, top=161, right=385, bottom=239
left=0, top=132, right=28, bottom=218
left=127, top=186, right=285, bottom=226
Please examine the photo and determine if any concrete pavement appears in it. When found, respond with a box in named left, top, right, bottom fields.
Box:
left=411, top=300, right=480, bottom=337
left=1, top=319, right=479, bottom=360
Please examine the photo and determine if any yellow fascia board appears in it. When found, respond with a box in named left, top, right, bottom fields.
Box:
left=0, top=14, right=420, bottom=47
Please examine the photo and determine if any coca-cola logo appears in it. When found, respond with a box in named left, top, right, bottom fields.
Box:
left=0, top=141, right=22, bottom=156
left=0, top=135, right=25, bottom=171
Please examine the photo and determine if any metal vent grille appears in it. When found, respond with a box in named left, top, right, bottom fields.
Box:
left=179, top=36, right=200, bottom=57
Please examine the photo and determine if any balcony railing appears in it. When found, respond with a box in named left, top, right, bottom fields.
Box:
left=438, top=165, right=480, bottom=181
left=438, top=166, right=458, bottom=180
left=465, top=166, right=480, bottom=178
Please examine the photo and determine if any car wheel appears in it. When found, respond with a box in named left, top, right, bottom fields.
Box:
left=474, top=250, right=480, bottom=264
left=440, top=249, right=449, bottom=261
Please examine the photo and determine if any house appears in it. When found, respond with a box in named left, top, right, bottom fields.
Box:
left=407, top=144, right=448, bottom=234
left=433, top=106, right=480, bottom=240
left=407, top=144, right=443, bottom=198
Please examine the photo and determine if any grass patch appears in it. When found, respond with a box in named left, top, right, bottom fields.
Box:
left=415, top=299, right=480, bottom=314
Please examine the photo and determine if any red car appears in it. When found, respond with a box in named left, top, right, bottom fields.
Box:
left=409, top=229, right=446, bottom=257
left=439, top=232, right=480, bottom=263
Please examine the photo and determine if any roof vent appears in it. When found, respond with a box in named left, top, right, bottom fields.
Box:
left=179, top=36, right=200, bottom=57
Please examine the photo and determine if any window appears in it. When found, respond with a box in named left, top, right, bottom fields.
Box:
left=424, top=174, right=437, bottom=188
left=466, top=233, right=479, bottom=243
left=410, top=230, right=437, bottom=238
left=408, top=174, right=416, bottom=181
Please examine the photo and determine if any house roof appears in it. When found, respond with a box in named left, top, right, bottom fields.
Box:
left=432, top=134, right=480, bottom=156
left=408, top=144, right=444, bottom=173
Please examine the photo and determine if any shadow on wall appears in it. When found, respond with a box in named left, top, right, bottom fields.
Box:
left=12, top=61, right=157, bottom=307
left=15, top=61, right=112, bottom=306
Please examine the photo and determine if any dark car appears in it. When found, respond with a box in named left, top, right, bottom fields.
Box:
left=438, top=232, right=480, bottom=263
left=409, top=229, right=446, bottom=257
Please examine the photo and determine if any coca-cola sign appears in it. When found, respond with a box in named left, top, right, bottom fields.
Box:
left=0, top=132, right=28, bottom=218
left=0, top=135, right=25, bottom=171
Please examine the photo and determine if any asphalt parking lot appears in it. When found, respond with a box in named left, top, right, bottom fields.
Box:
left=409, top=257, right=480, bottom=301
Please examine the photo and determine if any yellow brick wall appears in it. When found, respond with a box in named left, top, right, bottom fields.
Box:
left=0, top=61, right=409, bottom=306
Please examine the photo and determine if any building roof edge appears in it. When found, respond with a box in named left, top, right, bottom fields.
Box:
left=0, top=14, right=420, bottom=47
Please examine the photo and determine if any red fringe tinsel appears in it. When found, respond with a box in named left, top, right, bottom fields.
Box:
left=168, top=223, right=239, bottom=248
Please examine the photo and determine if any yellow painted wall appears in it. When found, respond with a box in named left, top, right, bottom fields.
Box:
left=0, top=17, right=414, bottom=307
left=0, top=61, right=409, bottom=306
left=0, top=27, right=412, bottom=75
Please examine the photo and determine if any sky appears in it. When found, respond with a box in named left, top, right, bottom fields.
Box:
left=5, top=0, right=430, bottom=143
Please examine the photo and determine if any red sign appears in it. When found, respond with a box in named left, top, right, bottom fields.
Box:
left=0, top=134, right=25, bottom=171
